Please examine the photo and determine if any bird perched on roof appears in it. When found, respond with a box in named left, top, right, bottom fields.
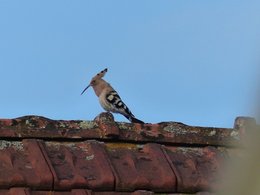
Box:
left=81, top=68, right=144, bottom=124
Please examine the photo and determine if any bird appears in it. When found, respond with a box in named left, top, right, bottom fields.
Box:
left=81, top=68, right=144, bottom=124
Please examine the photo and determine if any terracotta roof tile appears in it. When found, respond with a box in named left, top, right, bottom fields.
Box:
left=0, top=113, right=255, bottom=194
left=0, top=140, right=52, bottom=189
left=0, top=113, right=242, bottom=147
left=0, top=139, right=226, bottom=193
left=163, top=146, right=225, bottom=193
left=43, top=140, right=114, bottom=190
left=0, top=188, right=215, bottom=195
left=107, top=143, right=176, bottom=192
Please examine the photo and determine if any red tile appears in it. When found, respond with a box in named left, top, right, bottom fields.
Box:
left=0, top=140, right=52, bottom=189
left=117, top=121, right=241, bottom=147
left=106, top=143, right=176, bottom=192
left=91, top=191, right=154, bottom=195
left=30, top=192, right=50, bottom=195
left=0, top=189, right=155, bottom=195
left=0, top=189, right=215, bottom=195
left=42, top=141, right=114, bottom=190
left=15, top=189, right=90, bottom=195
left=94, top=112, right=119, bottom=137
left=0, top=115, right=241, bottom=147
left=163, top=146, right=225, bottom=193
left=0, top=116, right=102, bottom=140
left=71, top=189, right=92, bottom=195
left=131, top=191, right=154, bottom=195
left=23, top=140, right=53, bottom=189
left=0, top=114, right=246, bottom=194
left=0, top=119, right=16, bottom=136
left=8, top=188, right=30, bottom=195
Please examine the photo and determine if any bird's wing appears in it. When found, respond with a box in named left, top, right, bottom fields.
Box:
left=105, top=90, right=134, bottom=118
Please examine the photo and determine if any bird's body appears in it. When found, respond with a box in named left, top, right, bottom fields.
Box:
left=81, top=68, right=144, bottom=124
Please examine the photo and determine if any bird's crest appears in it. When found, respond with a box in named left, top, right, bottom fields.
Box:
left=93, top=68, right=107, bottom=80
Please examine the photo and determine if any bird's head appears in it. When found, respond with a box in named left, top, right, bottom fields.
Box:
left=81, top=68, right=108, bottom=95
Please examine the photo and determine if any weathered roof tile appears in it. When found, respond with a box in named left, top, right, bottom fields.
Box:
left=163, top=146, right=225, bottom=193
left=0, top=140, right=52, bottom=189
left=42, top=141, right=115, bottom=190
left=0, top=113, right=241, bottom=147
left=94, top=112, right=120, bottom=137
left=106, top=143, right=176, bottom=192
left=0, top=114, right=254, bottom=194
left=0, top=188, right=217, bottom=195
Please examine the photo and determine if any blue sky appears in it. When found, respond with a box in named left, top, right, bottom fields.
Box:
left=0, top=1, right=259, bottom=127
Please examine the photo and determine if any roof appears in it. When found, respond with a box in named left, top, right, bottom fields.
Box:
left=0, top=112, right=254, bottom=195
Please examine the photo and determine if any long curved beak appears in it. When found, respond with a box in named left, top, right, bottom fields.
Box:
left=81, top=84, right=91, bottom=95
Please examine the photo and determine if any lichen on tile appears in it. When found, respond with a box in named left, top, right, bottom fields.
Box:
left=163, top=124, right=189, bottom=134
left=85, top=154, right=94, bottom=160
left=209, top=130, right=216, bottom=136
left=230, top=130, right=240, bottom=140
left=117, top=122, right=133, bottom=130
left=59, top=122, right=67, bottom=128
left=0, top=140, right=24, bottom=151
left=79, top=121, right=98, bottom=129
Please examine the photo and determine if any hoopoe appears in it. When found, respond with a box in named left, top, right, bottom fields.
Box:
left=81, top=68, right=144, bottom=124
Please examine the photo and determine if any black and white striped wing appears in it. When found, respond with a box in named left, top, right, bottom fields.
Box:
left=106, top=90, right=134, bottom=118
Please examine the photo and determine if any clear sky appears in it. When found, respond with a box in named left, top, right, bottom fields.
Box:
left=0, top=1, right=259, bottom=128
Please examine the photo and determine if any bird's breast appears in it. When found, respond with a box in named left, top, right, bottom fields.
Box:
left=99, top=91, right=111, bottom=111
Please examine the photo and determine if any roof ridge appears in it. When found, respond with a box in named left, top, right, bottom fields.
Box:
left=0, top=113, right=254, bottom=147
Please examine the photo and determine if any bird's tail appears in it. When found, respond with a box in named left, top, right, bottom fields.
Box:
left=124, top=115, right=144, bottom=124
left=131, top=117, right=145, bottom=124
